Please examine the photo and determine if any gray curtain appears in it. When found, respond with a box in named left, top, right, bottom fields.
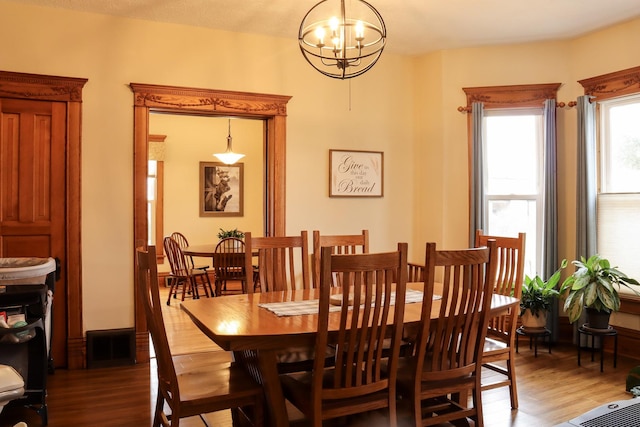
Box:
left=575, top=95, right=597, bottom=344
left=542, top=99, right=558, bottom=278
left=469, top=102, right=485, bottom=246
left=543, top=99, right=560, bottom=339
left=576, top=95, right=597, bottom=259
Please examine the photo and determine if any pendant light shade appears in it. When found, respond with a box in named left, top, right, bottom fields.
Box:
left=214, top=119, right=245, bottom=165
left=298, top=0, right=386, bottom=79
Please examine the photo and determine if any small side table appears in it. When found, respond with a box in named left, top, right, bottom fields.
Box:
left=516, top=326, right=551, bottom=357
left=577, top=324, right=617, bottom=372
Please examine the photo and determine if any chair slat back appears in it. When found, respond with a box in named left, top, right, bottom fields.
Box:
left=407, top=262, right=425, bottom=282
left=412, top=240, right=497, bottom=379
left=316, top=243, right=408, bottom=403
left=312, top=230, right=369, bottom=287
left=136, top=246, right=179, bottom=404
left=171, top=231, right=196, bottom=269
left=214, top=237, right=247, bottom=292
left=475, top=230, right=526, bottom=335
left=164, top=236, right=190, bottom=277
left=244, top=231, right=310, bottom=292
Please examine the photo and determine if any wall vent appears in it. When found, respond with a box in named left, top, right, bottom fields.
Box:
left=86, top=328, right=135, bottom=369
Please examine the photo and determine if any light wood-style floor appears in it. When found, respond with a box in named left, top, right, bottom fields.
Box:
left=1, top=281, right=638, bottom=427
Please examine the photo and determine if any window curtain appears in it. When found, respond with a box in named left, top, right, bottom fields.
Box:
left=542, top=99, right=558, bottom=278
left=543, top=99, right=559, bottom=339
left=469, top=102, right=485, bottom=245
left=575, top=95, right=597, bottom=344
left=576, top=95, right=597, bottom=259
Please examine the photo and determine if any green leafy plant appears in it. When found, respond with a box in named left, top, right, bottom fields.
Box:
left=217, top=228, right=245, bottom=240
left=559, top=254, right=640, bottom=323
left=520, top=259, right=567, bottom=317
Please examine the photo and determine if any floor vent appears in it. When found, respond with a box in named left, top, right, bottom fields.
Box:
left=554, top=399, right=640, bottom=427
left=86, top=328, right=135, bottom=369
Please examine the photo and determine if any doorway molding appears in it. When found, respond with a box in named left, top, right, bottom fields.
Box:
left=0, top=70, right=87, bottom=369
left=130, top=83, right=291, bottom=362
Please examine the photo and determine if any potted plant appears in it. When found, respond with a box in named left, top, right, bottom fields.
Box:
left=560, top=254, right=640, bottom=329
left=520, top=260, right=567, bottom=330
left=217, top=228, right=245, bottom=240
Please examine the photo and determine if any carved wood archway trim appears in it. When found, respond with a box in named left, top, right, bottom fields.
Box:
left=578, top=65, right=640, bottom=101
left=462, top=83, right=562, bottom=110
left=130, top=83, right=291, bottom=362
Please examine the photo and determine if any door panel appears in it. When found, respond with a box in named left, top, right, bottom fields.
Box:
left=0, top=98, right=67, bottom=366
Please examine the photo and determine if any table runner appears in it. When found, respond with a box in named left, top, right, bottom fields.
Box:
left=259, top=289, right=439, bottom=317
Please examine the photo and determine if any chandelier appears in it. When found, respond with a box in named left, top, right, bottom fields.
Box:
left=298, top=0, right=386, bottom=79
left=214, top=119, right=245, bottom=165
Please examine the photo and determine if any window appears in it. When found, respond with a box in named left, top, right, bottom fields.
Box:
left=463, top=83, right=561, bottom=278
left=148, top=159, right=158, bottom=246
left=484, top=110, right=543, bottom=276
left=147, top=134, right=166, bottom=262
left=579, top=66, right=640, bottom=288
left=597, top=94, right=640, bottom=282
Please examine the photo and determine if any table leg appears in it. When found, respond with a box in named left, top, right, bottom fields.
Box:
left=234, top=349, right=289, bottom=427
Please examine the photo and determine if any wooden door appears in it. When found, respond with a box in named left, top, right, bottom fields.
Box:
left=0, top=98, right=67, bottom=366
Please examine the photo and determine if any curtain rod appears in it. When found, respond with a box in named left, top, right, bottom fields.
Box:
left=457, top=101, right=576, bottom=113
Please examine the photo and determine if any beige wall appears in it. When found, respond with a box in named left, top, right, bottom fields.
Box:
left=0, top=1, right=415, bottom=331
left=0, top=0, right=638, bottom=332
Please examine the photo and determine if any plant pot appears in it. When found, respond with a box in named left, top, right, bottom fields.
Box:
left=521, top=309, right=548, bottom=331
left=586, top=307, right=611, bottom=330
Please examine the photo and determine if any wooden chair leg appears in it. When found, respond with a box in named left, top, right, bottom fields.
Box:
left=166, top=280, right=177, bottom=306
left=507, top=352, right=518, bottom=409
left=204, top=273, right=214, bottom=297
left=153, top=386, right=164, bottom=427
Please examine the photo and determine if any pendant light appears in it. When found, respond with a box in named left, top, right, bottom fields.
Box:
left=214, top=119, right=245, bottom=165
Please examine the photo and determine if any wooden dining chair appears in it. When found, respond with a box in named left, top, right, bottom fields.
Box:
left=311, top=229, right=369, bottom=288
left=213, top=237, right=247, bottom=295
left=244, top=231, right=311, bottom=293
left=280, top=243, right=409, bottom=427
left=244, top=231, right=329, bottom=374
left=475, top=229, right=526, bottom=409
left=407, top=262, right=425, bottom=282
left=163, top=236, right=214, bottom=305
left=396, top=240, right=497, bottom=427
left=136, top=245, right=264, bottom=427
left=170, top=232, right=210, bottom=272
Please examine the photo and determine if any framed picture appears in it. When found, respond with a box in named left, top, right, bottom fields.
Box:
left=329, top=150, right=384, bottom=197
left=200, top=162, right=244, bottom=217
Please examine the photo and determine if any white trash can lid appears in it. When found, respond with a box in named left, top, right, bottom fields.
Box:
left=0, top=257, right=56, bottom=285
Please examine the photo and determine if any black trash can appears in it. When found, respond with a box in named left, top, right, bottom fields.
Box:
left=0, top=257, right=59, bottom=425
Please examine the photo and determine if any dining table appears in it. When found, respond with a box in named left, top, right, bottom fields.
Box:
left=181, top=282, right=519, bottom=426
left=183, top=244, right=222, bottom=258
left=183, top=244, right=258, bottom=294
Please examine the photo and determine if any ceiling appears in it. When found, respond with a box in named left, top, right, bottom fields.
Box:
left=14, top=0, right=640, bottom=55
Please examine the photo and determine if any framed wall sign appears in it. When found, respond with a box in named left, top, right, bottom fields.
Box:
left=329, top=150, right=384, bottom=197
left=200, top=162, right=244, bottom=217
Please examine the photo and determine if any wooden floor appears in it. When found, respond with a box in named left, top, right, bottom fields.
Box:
left=1, top=281, right=638, bottom=427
